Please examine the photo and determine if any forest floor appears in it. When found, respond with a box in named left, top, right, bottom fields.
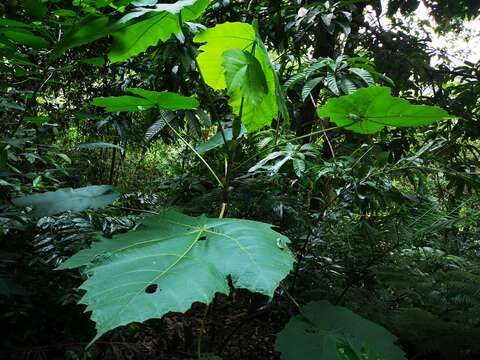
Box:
left=60, top=289, right=295, bottom=360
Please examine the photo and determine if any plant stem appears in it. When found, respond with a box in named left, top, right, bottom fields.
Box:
left=197, top=304, right=210, bottom=358
left=165, top=121, right=224, bottom=188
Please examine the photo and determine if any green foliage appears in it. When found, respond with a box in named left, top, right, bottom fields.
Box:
left=59, top=210, right=295, bottom=344
left=223, top=48, right=268, bottom=105
left=93, top=89, right=199, bottom=112
left=284, top=56, right=385, bottom=99
left=77, top=142, right=125, bottom=152
left=1, top=0, right=479, bottom=358
left=276, top=301, right=406, bottom=360
left=12, top=186, right=120, bottom=218
left=194, top=22, right=285, bottom=131
left=196, top=125, right=247, bottom=154
left=52, top=15, right=109, bottom=59
left=249, top=143, right=318, bottom=177
left=109, top=0, right=210, bottom=62
left=318, top=86, right=450, bottom=134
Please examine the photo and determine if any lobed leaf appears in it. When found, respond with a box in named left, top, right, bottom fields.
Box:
left=318, top=86, right=450, bottom=134
left=59, top=210, right=295, bottom=345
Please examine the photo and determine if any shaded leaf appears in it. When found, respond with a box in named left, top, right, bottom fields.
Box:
left=2, top=29, right=49, bottom=48
left=93, top=89, right=199, bottom=112
left=52, top=16, right=110, bottom=59
left=22, top=0, right=47, bottom=18
left=275, top=301, right=406, bottom=360
left=196, top=125, right=247, bottom=154
left=12, top=185, right=120, bottom=218
left=59, top=210, right=295, bottom=345
left=301, top=77, right=323, bottom=101
left=109, top=0, right=210, bottom=62
left=145, top=110, right=176, bottom=142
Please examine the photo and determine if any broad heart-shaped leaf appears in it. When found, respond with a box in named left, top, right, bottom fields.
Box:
left=109, top=0, right=210, bottom=63
left=93, top=89, right=199, bottom=112
left=194, top=22, right=283, bottom=132
left=12, top=185, right=120, bottom=218
left=275, top=301, right=406, bottom=360
left=318, top=86, right=450, bottom=134
left=59, top=210, right=294, bottom=345
left=223, top=48, right=268, bottom=105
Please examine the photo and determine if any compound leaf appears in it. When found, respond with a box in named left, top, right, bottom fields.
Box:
left=60, top=210, right=294, bottom=346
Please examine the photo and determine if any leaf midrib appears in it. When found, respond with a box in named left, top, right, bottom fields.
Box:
left=103, top=229, right=205, bottom=332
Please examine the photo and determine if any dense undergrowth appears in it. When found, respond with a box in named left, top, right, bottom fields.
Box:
left=1, top=0, right=480, bottom=359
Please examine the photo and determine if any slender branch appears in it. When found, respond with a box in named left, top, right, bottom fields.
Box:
left=310, top=93, right=335, bottom=157
left=165, top=121, right=224, bottom=188
left=8, top=71, right=54, bottom=142
left=197, top=304, right=210, bottom=358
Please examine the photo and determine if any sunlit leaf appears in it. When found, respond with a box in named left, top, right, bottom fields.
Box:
left=318, top=86, right=450, bottom=134
left=223, top=48, right=268, bottom=105
left=194, top=22, right=285, bottom=131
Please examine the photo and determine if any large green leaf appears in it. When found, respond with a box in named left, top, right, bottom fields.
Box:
left=12, top=185, right=120, bottom=218
left=93, top=88, right=199, bottom=112
left=223, top=48, right=268, bottom=105
left=194, top=22, right=283, bottom=132
left=275, top=301, right=406, bottom=360
left=317, top=86, right=450, bottom=134
left=109, top=0, right=210, bottom=63
left=59, top=210, right=294, bottom=345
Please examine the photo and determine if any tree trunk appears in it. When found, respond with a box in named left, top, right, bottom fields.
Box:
left=295, top=28, right=335, bottom=141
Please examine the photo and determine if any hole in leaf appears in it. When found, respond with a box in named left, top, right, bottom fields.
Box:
left=199, top=235, right=207, bottom=241
left=145, top=284, right=158, bottom=294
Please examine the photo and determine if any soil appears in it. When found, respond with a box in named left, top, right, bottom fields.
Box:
left=43, top=289, right=297, bottom=360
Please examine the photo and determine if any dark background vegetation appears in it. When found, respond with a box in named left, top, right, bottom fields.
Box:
left=1, top=0, right=480, bottom=359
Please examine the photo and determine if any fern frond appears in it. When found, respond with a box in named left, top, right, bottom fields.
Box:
left=145, top=110, right=175, bottom=142
left=302, top=77, right=323, bottom=101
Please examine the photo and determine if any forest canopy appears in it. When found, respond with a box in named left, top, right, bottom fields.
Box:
left=1, top=0, right=480, bottom=359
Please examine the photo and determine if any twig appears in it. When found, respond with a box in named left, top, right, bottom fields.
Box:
left=197, top=304, right=210, bottom=358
